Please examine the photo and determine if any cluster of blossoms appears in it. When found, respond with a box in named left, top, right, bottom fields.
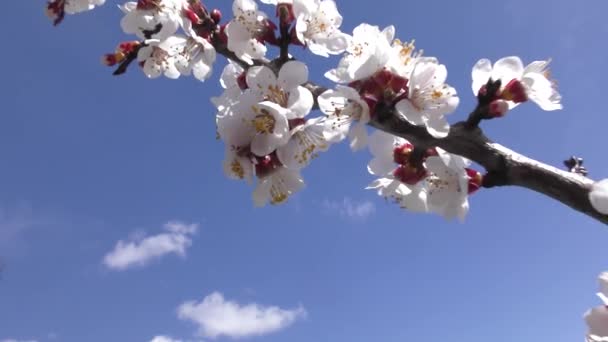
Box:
left=46, top=0, right=563, bottom=217
left=585, top=272, right=608, bottom=342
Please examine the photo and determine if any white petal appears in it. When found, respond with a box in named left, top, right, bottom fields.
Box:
left=287, top=86, right=314, bottom=118
left=424, top=115, right=450, bottom=138
left=279, top=61, right=309, bottom=90
left=395, top=99, right=425, bottom=126
left=491, top=56, right=524, bottom=83
left=348, top=122, right=368, bottom=151
left=471, top=58, right=492, bottom=95
left=585, top=306, right=608, bottom=339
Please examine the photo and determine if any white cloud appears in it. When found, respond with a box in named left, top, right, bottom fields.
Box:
left=1, top=339, right=38, bottom=342
left=322, top=197, right=376, bottom=221
left=177, top=292, right=307, bottom=339
left=103, top=221, right=198, bottom=271
left=149, top=336, right=183, bottom=342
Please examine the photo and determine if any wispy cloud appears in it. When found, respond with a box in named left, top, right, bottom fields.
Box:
left=322, top=197, right=376, bottom=221
left=103, top=221, right=198, bottom=271
left=149, top=336, right=183, bottom=342
left=1, top=339, right=38, bottom=342
left=0, top=204, right=48, bottom=246
left=177, top=292, right=306, bottom=339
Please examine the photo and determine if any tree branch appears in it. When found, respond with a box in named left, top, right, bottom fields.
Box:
left=213, top=41, right=606, bottom=225
left=370, top=110, right=605, bottom=225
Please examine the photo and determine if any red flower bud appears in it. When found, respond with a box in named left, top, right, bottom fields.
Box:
left=276, top=3, right=295, bottom=27
left=501, top=79, right=528, bottom=103
left=393, top=165, right=427, bottom=185
left=210, top=9, right=222, bottom=24
left=393, top=142, right=414, bottom=165
left=466, top=168, right=483, bottom=194
left=255, top=153, right=281, bottom=178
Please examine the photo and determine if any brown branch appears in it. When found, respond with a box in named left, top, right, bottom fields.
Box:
left=370, top=110, right=605, bottom=225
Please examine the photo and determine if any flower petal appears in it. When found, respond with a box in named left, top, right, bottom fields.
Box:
left=471, top=58, right=492, bottom=95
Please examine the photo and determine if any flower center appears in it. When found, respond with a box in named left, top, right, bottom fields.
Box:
left=265, top=85, right=289, bottom=107
left=252, top=111, right=276, bottom=134
left=231, top=160, right=245, bottom=179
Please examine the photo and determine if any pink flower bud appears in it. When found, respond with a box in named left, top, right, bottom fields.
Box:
left=210, top=9, right=222, bottom=24
left=184, top=8, right=201, bottom=24
left=489, top=99, right=509, bottom=117
left=501, top=79, right=528, bottom=103
left=393, top=142, right=414, bottom=165
left=466, top=168, right=483, bottom=194
left=255, top=153, right=281, bottom=178
left=276, top=3, right=295, bottom=27
left=393, top=165, right=427, bottom=185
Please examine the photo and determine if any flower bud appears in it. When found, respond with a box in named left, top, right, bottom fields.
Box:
left=466, top=168, right=483, bottom=194
left=393, top=142, right=414, bottom=165
left=118, top=41, right=140, bottom=54
left=210, top=9, right=222, bottom=24
left=501, top=79, right=528, bottom=103
left=393, top=165, right=427, bottom=185
left=277, top=3, right=295, bottom=27
left=488, top=99, right=509, bottom=117
left=255, top=153, right=281, bottom=178
left=183, top=8, right=201, bottom=24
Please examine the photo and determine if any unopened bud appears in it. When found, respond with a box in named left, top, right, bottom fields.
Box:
left=466, top=168, right=483, bottom=194
left=210, top=9, right=222, bottom=24
left=277, top=3, right=295, bottom=27
left=393, top=165, right=427, bottom=185
left=488, top=99, right=509, bottom=117
left=184, top=8, right=201, bottom=24
left=501, top=79, right=528, bottom=103
left=118, top=41, right=140, bottom=54
left=255, top=153, right=281, bottom=178
left=393, top=142, right=414, bottom=165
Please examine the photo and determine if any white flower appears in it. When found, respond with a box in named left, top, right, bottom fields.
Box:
left=64, top=0, right=105, bottom=13
left=211, top=61, right=246, bottom=111
left=395, top=58, right=459, bottom=138
left=260, top=0, right=292, bottom=3
left=318, top=86, right=370, bottom=150
left=46, top=0, right=105, bottom=24
left=365, top=131, right=428, bottom=213
left=253, top=166, right=304, bottom=206
left=471, top=56, right=562, bottom=111
left=216, top=94, right=290, bottom=156
left=293, top=0, right=350, bottom=57
left=276, top=117, right=332, bottom=169
left=173, top=36, right=216, bottom=81
left=325, top=23, right=394, bottom=83
left=585, top=305, right=608, bottom=342
left=226, top=0, right=273, bottom=65
left=386, top=38, right=422, bottom=79
left=589, top=179, right=608, bottom=215
left=120, top=0, right=185, bottom=41
left=367, top=130, right=407, bottom=176
left=421, top=149, right=470, bottom=221
left=223, top=146, right=254, bottom=183
left=137, top=36, right=184, bottom=79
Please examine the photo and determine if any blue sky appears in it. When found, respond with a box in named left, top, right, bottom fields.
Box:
left=1, top=0, right=608, bottom=341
